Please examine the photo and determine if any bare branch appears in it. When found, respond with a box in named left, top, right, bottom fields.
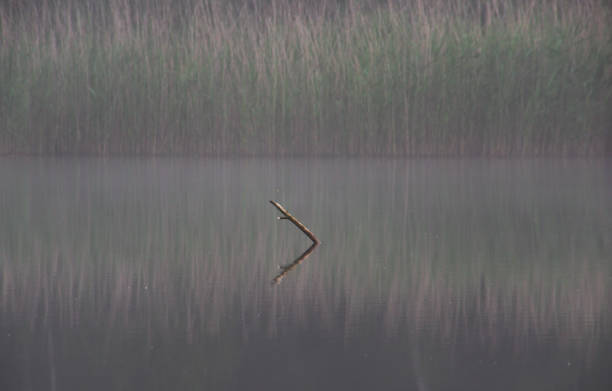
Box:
left=269, top=201, right=319, bottom=244
left=269, top=201, right=320, bottom=285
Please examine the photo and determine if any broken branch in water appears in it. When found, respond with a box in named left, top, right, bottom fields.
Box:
left=269, top=201, right=320, bottom=285
left=269, top=201, right=319, bottom=245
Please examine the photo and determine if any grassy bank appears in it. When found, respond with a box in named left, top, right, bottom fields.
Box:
left=1, top=0, right=610, bottom=156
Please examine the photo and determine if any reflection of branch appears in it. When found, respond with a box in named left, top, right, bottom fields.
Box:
left=272, top=243, right=318, bottom=285
left=269, top=201, right=319, bottom=245
left=270, top=201, right=320, bottom=285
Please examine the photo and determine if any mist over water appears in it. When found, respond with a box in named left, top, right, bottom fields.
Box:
left=1, top=158, right=611, bottom=390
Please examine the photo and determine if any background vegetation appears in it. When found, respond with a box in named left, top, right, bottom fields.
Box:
left=1, top=0, right=610, bottom=156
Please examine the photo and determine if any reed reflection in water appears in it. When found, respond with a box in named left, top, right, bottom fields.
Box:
left=1, top=158, right=611, bottom=390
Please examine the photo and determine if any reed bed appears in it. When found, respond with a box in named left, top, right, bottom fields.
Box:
left=1, top=0, right=610, bottom=156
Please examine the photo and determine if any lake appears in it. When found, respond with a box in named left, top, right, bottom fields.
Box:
left=1, top=158, right=611, bottom=390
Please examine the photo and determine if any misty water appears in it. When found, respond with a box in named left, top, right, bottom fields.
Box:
left=1, top=158, right=611, bottom=390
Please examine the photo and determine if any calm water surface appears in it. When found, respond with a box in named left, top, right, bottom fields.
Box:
left=1, top=158, right=611, bottom=390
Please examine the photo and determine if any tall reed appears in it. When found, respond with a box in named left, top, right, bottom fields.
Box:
left=1, top=0, right=610, bottom=156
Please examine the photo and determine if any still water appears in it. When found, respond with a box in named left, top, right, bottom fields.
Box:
left=1, top=158, right=611, bottom=390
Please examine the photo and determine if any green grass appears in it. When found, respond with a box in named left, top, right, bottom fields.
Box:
left=1, top=0, right=610, bottom=156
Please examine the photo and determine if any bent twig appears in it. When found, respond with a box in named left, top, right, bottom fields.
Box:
left=269, top=201, right=319, bottom=244
left=270, top=201, right=320, bottom=285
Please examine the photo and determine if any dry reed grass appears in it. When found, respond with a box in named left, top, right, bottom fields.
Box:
left=1, top=0, right=610, bottom=156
